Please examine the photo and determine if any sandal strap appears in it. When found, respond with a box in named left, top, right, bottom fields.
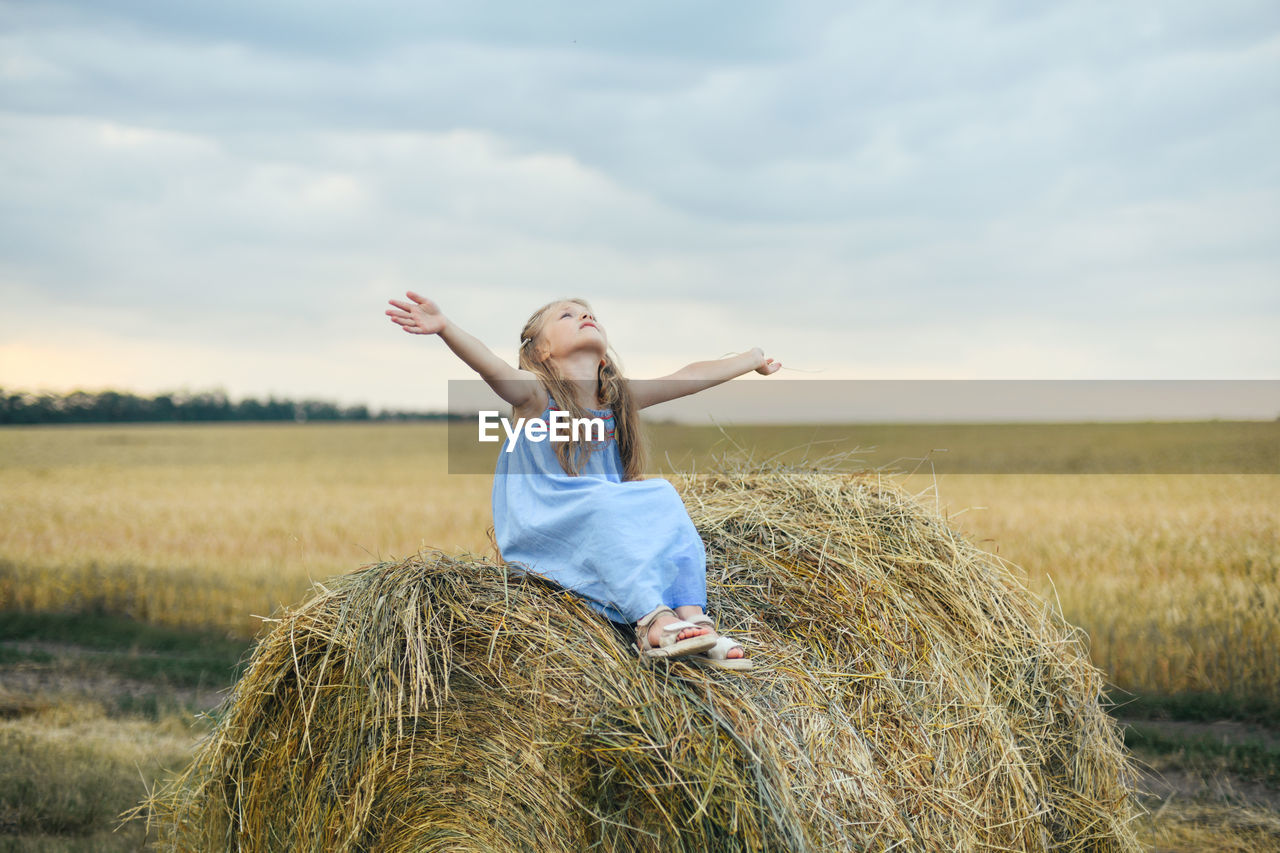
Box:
left=635, top=605, right=675, bottom=633
left=685, top=614, right=714, bottom=628
left=654, top=619, right=707, bottom=650
left=635, top=606, right=676, bottom=652
left=706, top=636, right=745, bottom=661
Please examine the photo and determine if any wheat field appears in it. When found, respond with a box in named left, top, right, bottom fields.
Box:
left=1, top=420, right=1276, bottom=705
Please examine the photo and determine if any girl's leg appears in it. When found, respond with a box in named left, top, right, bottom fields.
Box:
left=612, top=554, right=708, bottom=649
left=595, top=563, right=710, bottom=649
left=664, top=551, right=706, bottom=615
left=662, top=551, right=744, bottom=659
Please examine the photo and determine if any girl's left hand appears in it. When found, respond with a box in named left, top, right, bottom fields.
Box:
left=751, top=348, right=781, bottom=375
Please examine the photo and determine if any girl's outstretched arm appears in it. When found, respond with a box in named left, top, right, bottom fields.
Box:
left=631, top=347, right=780, bottom=410
left=386, top=291, right=539, bottom=409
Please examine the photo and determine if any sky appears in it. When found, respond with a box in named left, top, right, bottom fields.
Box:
left=1, top=1, right=1278, bottom=417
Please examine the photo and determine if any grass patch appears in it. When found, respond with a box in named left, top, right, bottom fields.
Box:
left=0, top=830, right=152, bottom=852
left=0, top=702, right=196, bottom=850
left=0, top=610, right=252, bottom=689
left=106, top=690, right=211, bottom=723
left=0, top=645, right=56, bottom=665
left=1124, top=723, right=1280, bottom=788
left=0, top=609, right=248, bottom=657
left=1106, top=687, right=1280, bottom=727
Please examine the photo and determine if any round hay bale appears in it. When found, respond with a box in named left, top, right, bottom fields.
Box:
left=134, top=457, right=1144, bottom=851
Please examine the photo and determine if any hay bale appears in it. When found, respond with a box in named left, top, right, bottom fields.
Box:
left=133, top=457, right=1144, bottom=851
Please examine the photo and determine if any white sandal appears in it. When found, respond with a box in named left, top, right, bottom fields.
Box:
left=685, top=614, right=754, bottom=671
left=635, top=606, right=717, bottom=660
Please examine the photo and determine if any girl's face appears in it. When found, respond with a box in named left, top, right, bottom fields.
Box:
left=536, top=301, right=607, bottom=362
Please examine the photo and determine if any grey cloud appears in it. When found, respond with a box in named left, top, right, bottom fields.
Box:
left=5, top=0, right=814, bottom=61
left=1, top=0, right=1276, bottom=395
left=4, top=3, right=1276, bottom=226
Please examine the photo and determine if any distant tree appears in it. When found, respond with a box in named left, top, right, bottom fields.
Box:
left=0, top=387, right=444, bottom=424
left=237, top=397, right=268, bottom=420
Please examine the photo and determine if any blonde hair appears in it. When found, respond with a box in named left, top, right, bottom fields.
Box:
left=517, top=298, right=648, bottom=481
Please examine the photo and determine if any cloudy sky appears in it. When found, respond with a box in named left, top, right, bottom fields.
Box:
left=2, top=1, right=1277, bottom=415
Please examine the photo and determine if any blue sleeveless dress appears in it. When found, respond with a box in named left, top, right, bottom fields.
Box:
left=491, top=393, right=707, bottom=625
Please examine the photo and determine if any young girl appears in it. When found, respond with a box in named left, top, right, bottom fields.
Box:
left=386, top=291, right=780, bottom=670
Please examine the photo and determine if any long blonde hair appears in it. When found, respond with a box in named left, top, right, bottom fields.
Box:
left=517, top=298, right=648, bottom=481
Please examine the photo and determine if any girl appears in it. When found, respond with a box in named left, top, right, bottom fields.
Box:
left=386, top=291, right=780, bottom=670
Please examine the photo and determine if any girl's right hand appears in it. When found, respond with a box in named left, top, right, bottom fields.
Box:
left=387, top=291, right=448, bottom=336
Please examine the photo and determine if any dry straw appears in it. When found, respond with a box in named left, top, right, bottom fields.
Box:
left=129, top=453, right=1144, bottom=851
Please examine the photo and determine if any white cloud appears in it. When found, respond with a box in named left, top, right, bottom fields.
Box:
left=0, top=2, right=1277, bottom=409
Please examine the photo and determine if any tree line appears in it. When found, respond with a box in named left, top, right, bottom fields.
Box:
left=0, top=388, right=457, bottom=425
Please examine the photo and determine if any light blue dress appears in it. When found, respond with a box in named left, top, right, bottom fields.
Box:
left=491, top=393, right=707, bottom=625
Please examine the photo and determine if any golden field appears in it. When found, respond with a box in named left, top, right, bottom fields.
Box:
left=2, top=420, right=1278, bottom=850
left=1, top=419, right=1276, bottom=704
